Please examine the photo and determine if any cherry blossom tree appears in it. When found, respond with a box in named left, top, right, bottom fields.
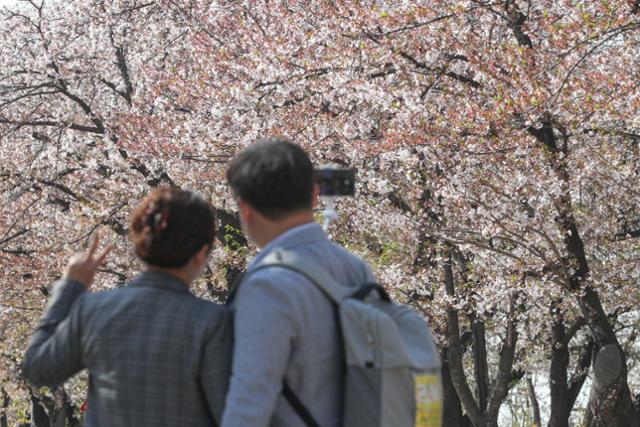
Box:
left=149, top=1, right=640, bottom=424
left=0, top=1, right=240, bottom=423
left=2, top=0, right=640, bottom=425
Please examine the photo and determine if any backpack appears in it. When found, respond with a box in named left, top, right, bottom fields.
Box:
left=235, top=248, right=442, bottom=427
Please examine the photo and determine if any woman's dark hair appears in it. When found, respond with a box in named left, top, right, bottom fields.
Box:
left=130, top=187, right=215, bottom=268
left=226, top=137, right=314, bottom=220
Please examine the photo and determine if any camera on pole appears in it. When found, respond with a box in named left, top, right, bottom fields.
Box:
left=314, top=167, right=356, bottom=231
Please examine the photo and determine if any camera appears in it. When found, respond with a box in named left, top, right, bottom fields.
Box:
left=314, top=168, right=356, bottom=196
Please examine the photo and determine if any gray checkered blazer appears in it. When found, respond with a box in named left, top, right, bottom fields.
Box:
left=22, top=271, right=231, bottom=426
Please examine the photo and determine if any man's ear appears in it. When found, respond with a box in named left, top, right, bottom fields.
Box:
left=237, top=198, right=252, bottom=226
left=311, top=184, right=320, bottom=209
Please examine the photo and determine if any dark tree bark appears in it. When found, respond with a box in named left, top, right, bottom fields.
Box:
left=527, top=377, right=541, bottom=427
left=504, top=0, right=533, bottom=48
left=471, top=318, right=489, bottom=413
left=213, top=207, right=246, bottom=250
left=568, top=338, right=593, bottom=411
left=548, top=313, right=592, bottom=427
left=24, top=386, right=79, bottom=427
left=444, top=253, right=485, bottom=425
left=212, top=206, right=247, bottom=293
left=51, top=387, right=80, bottom=427
left=0, top=387, right=9, bottom=427
left=442, top=348, right=472, bottom=427
left=29, top=392, right=50, bottom=427
left=548, top=316, right=570, bottom=426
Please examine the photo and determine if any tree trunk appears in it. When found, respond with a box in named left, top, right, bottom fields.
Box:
left=213, top=207, right=247, bottom=296
left=442, top=348, right=472, bottom=427
left=527, top=377, right=541, bottom=427
left=443, top=253, right=485, bottom=426
left=443, top=250, right=518, bottom=427
left=472, top=319, right=489, bottom=413
left=567, top=339, right=593, bottom=414
left=528, top=117, right=640, bottom=425
left=29, top=393, right=50, bottom=427
left=578, top=288, right=638, bottom=426
left=0, top=387, right=9, bottom=427
left=549, top=320, right=593, bottom=427
left=51, top=387, right=79, bottom=427
left=548, top=311, right=571, bottom=427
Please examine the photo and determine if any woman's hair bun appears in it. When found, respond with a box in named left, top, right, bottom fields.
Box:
left=130, top=187, right=215, bottom=268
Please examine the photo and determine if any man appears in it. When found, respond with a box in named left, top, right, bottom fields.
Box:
left=221, top=138, right=374, bottom=427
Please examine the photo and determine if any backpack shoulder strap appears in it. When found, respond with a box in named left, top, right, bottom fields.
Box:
left=282, top=381, right=321, bottom=427
left=250, top=248, right=352, bottom=303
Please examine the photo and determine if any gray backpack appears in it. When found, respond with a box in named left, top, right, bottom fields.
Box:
left=247, top=248, right=442, bottom=427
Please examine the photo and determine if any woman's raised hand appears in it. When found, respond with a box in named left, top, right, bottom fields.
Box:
left=64, top=233, right=111, bottom=289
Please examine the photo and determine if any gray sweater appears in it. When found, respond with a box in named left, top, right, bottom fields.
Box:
left=221, top=223, right=374, bottom=427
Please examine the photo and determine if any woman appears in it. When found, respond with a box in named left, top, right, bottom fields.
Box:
left=23, top=187, right=231, bottom=426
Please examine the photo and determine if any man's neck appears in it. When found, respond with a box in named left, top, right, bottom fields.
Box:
left=256, top=212, right=315, bottom=248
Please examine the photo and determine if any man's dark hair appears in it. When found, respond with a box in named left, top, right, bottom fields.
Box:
left=227, top=137, right=314, bottom=220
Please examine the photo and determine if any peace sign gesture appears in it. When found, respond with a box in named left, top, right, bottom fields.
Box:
left=64, top=233, right=111, bottom=289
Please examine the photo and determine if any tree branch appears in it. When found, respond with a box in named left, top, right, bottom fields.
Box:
left=487, top=297, right=518, bottom=419
left=0, top=118, right=103, bottom=134
left=472, top=318, right=490, bottom=412
left=567, top=338, right=593, bottom=410
left=397, top=51, right=482, bottom=88
left=504, top=1, right=533, bottom=48
left=527, top=376, right=542, bottom=427
left=562, top=317, right=586, bottom=347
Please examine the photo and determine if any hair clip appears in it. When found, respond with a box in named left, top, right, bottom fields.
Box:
left=144, top=203, right=156, bottom=227
left=153, top=208, right=170, bottom=235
